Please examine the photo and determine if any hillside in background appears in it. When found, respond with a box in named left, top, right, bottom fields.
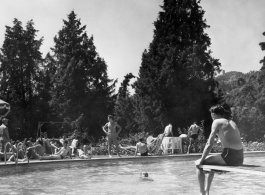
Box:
left=215, top=71, right=244, bottom=83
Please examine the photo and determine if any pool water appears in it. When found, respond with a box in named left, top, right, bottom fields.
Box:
left=0, top=156, right=264, bottom=195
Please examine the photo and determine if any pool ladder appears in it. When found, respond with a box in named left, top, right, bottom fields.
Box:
left=4, top=142, right=29, bottom=165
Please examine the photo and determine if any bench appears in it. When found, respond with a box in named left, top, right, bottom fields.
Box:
left=198, top=164, right=265, bottom=176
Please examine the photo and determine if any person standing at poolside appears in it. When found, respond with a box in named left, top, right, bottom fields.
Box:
left=0, top=118, right=10, bottom=152
left=164, top=123, right=173, bottom=137
left=102, top=115, right=122, bottom=157
left=195, top=104, right=243, bottom=195
left=187, top=121, right=200, bottom=154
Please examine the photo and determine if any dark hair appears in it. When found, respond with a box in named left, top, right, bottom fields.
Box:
left=210, top=104, right=232, bottom=119
left=64, top=140, right=68, bottom=145
left=108, top=115, right=114, bottom=120
left=139, top=138, right=144, bottom=142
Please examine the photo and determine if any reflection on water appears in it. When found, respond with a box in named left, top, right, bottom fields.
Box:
left=0, top=157, right=264, bottom=195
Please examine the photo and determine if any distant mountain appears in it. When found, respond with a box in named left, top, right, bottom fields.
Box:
left=215, top=71, right=244, bottom=83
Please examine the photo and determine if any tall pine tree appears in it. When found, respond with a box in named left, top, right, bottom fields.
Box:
left=0, top=19, right=43, bottom=138
left=134, top=0, right=221, bottom=136
left=49, top=11, right=116, bottom=137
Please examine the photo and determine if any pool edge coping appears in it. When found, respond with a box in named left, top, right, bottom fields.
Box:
left=0, top=151, right=264, bottom=169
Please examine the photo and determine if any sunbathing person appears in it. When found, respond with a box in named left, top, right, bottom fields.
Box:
left=50, top=140, right=62, bottom=153
left=80, top=132, right=91, bottom=155
left=77, top=145, right=92, bottom=159
left=195, top=104, right=243, bottom=195
left=135, top=138, right=148, bottom=156
left=8, top=141, right=27, bottom=162
left=43, top=132, right=53, bottom=154
left=26, top=140, right=45, bottom=159
left=69, top=135, right=79, bottom=156
left=38, top=140, right=72, bottom=160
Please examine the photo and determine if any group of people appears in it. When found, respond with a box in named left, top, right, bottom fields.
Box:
left=0, top=128, right=93, bottom=162
left=0, top=104, right=244, bottom=194
left=102, top=106, right=244, bottom=195
left=162, top=121, right=201, bottom=154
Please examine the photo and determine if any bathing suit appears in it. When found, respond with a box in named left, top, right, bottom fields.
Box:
left=141, top=151, right=148, bottom=156
left=221, top=148, right=244, bottom=166
left=190, top=134, right=198, bottom=140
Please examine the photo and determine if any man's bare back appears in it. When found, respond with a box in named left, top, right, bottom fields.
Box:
left=215, top=119, right=243, bottom=150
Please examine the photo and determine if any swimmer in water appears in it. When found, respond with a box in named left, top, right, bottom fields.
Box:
left=140, top=172, right=153, bottom=181
left=141, top=172, right=149, bottom=177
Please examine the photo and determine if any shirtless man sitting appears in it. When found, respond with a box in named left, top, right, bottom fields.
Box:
left=26, top=140, right=45, bottom=160
left=38, top=140, right=72, bottom=160
left=195, top=104, right=243, bottom=195
left=134, top=138, right=148, bottom=156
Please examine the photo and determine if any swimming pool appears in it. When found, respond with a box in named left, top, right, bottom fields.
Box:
left=0, top=154, right=264, bottom=195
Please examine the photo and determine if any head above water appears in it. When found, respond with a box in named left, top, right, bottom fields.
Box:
left=141, top=172, right=148, bottom=177
left=210, top=104, right=232, bottom=120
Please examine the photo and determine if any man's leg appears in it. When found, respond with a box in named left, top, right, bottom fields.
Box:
left=107, top=138, right=113, bottom=157
left=196, top=167, right=206, bottom=195
left=205, top=171, right=214, bottom=195
left=197, top=154, right=226, bottom=195
left=38, top=155, right=61, bottom=160
left=2, top=141, right=7, bottom=153
left=194, top=139, right=198, bottom=153
left=113, top=137, right=120, bottom=157
left=187, top=138, right=193, bottom=154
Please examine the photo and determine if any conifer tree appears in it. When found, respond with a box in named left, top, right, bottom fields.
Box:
left=134, top=0, right=221, bottom=136
left=0, top=19, right=43, bottom=138
left=114, top=73, right=138, bottom=135
left=49, top=11, right=116, bottom=137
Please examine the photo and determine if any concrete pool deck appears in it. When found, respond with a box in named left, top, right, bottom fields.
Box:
left=0, top=151, right=264, bottom=169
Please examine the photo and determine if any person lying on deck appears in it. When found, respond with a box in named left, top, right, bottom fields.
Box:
left=38, top=140, right=72, bottom=160
left=43, top=132, right=53, bottom=154
left=77, top=144, right=92, bottom=159
left=195, top=104, right=243, bottom=195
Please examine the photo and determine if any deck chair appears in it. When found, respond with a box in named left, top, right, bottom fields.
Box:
left=147, top=134, right=165, bottom=155
left=162, top=137, right=182, bottom=154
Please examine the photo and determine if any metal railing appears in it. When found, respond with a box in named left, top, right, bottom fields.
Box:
left=4, top=142, right=15, bottom=164
left=4, top=142, right=29, bottom=165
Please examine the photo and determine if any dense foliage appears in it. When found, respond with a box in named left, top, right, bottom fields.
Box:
left=215, top=31, right=265, bottom=142
left=133, top=0, right=221, bottom=137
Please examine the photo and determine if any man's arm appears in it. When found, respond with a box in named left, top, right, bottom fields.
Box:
left=197, top=120, right=219, bottom=165
left=102, top=123, right=108, bottom=135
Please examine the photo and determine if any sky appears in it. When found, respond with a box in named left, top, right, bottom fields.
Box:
left=0, top=0, right=265, bottom=89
